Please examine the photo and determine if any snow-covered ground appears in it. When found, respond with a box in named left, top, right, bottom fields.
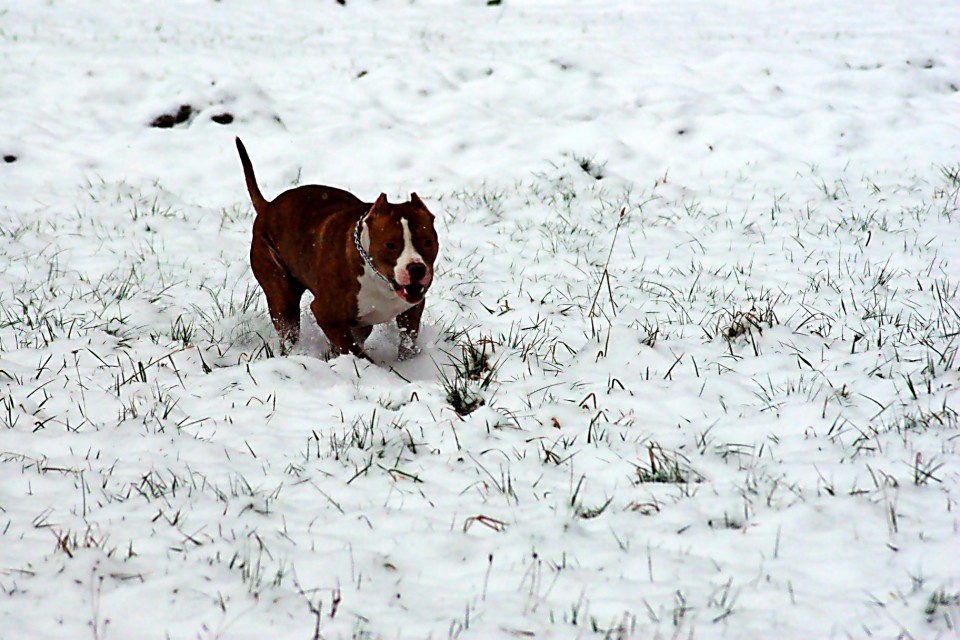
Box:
left=2, top=1, right=959, bottom=637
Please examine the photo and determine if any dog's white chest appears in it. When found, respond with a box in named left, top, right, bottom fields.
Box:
left=355, top=265, right=415, bottom=326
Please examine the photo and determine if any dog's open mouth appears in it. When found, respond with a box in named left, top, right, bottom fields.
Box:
left=394, top=282, right=425, bottom=302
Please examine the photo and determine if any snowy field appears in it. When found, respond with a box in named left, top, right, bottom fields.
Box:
left=1, top=1, right=959, bottom=638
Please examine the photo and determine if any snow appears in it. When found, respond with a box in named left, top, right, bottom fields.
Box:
left=1, top=0, right=959, bottom=638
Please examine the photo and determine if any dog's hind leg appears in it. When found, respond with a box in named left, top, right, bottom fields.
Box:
left=251, top=239, right=305, bottom=355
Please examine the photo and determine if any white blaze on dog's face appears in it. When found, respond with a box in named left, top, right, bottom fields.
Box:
left=359, top=193, right=438, bottom=319
left=392, top=218, right=428, bottom=287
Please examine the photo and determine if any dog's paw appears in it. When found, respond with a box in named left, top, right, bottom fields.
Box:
left=398, top=345, right=421, bottom=361
left=398, top=334, right=421, bottom=361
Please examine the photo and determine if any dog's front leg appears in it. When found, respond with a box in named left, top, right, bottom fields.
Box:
left=311, top=299, right=372, bottom=362
left=323, top=324, right=373, bottom=362
left=396, top=300, right=425, bottom=361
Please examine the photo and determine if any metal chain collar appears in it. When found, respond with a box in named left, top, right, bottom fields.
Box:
left=353, top=212, right=394, bottom=285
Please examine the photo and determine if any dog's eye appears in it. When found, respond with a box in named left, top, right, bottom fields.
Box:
left=386, top=242, right=399, bottom=251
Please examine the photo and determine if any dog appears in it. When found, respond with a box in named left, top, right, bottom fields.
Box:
left=235, top=138, right=438, bottom=361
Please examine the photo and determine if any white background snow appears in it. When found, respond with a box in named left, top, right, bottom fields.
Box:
left=1, top=1, right=959, bottom=638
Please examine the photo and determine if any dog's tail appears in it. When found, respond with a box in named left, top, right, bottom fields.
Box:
left=235, top=137, right=268, bottom=216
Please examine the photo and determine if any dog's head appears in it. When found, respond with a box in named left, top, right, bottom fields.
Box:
left=363, top=193, right=439, bottom=304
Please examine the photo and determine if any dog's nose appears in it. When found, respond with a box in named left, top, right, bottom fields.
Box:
left=407, top=262, right=427, bottom=281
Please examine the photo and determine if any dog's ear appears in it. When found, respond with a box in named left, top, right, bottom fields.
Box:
left=410, top=192, right=434, bottom=217
left=368, top=193, right=389, bottom=217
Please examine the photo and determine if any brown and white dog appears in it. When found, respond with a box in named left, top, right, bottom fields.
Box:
left=235, top=138, right=438, bottom=361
